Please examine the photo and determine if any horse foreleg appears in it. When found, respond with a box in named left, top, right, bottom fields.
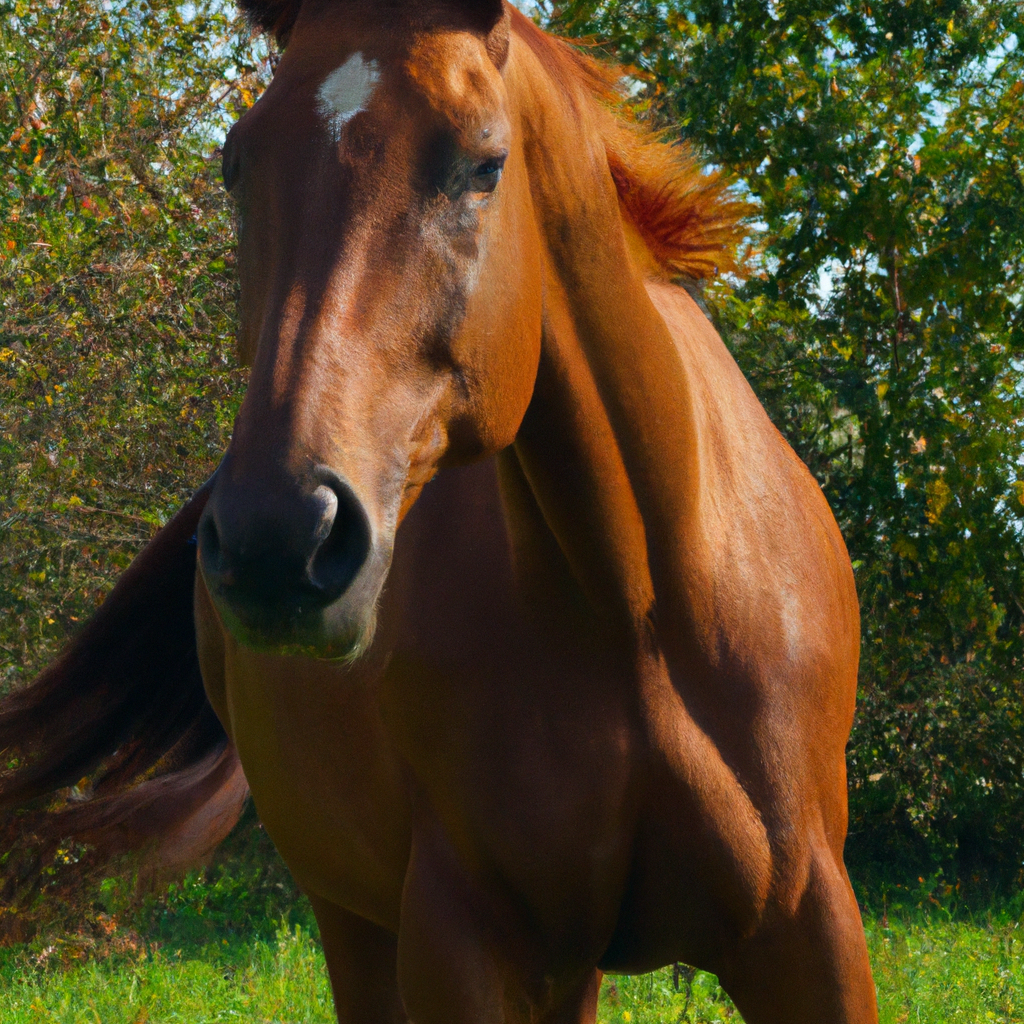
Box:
left=716, top=850, right=878, bottom=1024
left=396, top=813, right=601, bottom=1024
left=538, top=970, right=602, bottom=1024
left=395, top=821, right=510, bottom=1024
left=306, top=893, right=408, bottom=1024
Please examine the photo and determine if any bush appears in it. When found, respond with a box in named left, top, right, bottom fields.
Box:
left=0, top=0, right=269, bottom=691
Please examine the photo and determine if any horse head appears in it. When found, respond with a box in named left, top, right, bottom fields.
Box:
left=198, top=0, right=543, bottom=658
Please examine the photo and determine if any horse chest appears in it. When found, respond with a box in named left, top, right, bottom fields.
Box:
left=219, top=649, right=412, bottom=928
left=223, top=634, right=644, bottom=943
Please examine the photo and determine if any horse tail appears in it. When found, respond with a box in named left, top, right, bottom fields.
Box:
left=0, top=477, right=249, bottom=891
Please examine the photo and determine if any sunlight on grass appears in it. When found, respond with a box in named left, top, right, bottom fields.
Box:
left=0, top=913, right=1022, bottom=1023
left=868, top=914, right=1024, bottom=1023
left=0, top=925, right=334, bottom=1024
left=599, top=967, right=739, bottom=1023
left=596, top=912, right=1024, bottom=1024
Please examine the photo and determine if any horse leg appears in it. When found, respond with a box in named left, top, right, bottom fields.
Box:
left=399, top=893, right=600, bottom=1024
left=306, top=893, right=408, bottom=1024
left=397, top=815, right=599, bottom=1024
left=538, top=970, right=602, bottom=1024
left=715, top=849, right=877, bottom=1024
left=395, top=830, right=511, bottom=1024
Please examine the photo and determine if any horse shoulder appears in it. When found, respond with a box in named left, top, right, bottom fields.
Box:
left=645, top=279, right=859, bottom=686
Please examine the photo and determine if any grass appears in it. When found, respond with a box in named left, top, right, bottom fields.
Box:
left=0, top=924, right=334, bottom=1024
left=2, top=909, right=1022, bottom=1023
left=1, top=823, right=1022, bottom=1022
left=599, top=909, right=1024, bottom=1023
left=2, top=909, right=1023, bottom=1023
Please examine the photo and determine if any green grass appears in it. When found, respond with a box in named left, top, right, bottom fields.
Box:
left=1, top=908, right=1022, bottom=1023
left=0, top=924, right=334, bottom=1023
left=1, top=825, right=1022, bottom=1023
left=598, top=910, right=1024, bottom=1023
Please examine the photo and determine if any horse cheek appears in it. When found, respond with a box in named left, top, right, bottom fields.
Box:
left=457, top=190, right=543, bottom=457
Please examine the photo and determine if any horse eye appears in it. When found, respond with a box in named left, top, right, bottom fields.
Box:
left=470, top=154, right=506, bottom=193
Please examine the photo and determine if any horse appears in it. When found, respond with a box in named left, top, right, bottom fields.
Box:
left=0, top=1, right=877, bottom=1020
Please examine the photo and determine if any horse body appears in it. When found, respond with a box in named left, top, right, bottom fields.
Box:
left=196, top=259, right=871, bottom=1018
left=1, top=2, right=876, bottom=1020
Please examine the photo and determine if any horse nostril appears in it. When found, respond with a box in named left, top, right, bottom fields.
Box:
left=310, top=477, right=372, bottom=602
left=197, top=468, right=372, bottom=617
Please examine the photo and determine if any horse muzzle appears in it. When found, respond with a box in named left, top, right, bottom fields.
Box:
left=197, top=464, right=386, bottom=659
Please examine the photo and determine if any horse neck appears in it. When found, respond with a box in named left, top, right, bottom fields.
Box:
left=506, top=44, right=705, bottom=647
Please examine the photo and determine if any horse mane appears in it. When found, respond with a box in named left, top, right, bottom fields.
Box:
left=508, top=9, right=747, bottom=281
left=238, top=0, right=748, bottom=282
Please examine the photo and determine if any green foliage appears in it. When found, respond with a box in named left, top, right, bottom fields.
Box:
left=0, top=0, right=268, bottom=689
left=126, top=806, right=316, bottom=950
left=546, top=0, right=1024, bottom=875
left=0, top=798, right=311, bottom=946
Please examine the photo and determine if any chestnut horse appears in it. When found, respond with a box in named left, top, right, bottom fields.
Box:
left=0, top=1, right=876, bottom=1020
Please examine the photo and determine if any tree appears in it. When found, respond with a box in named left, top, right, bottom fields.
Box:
left=0, top=1, right=271, bottom=688
left=546, top=0, right=1024, bottom=874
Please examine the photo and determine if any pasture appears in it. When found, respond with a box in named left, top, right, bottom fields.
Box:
left=0, top=867, right=1020, bottom=1024
left=0, top=823, right=1020, bottom=1024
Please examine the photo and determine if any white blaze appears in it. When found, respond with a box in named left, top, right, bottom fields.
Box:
left=317, top=53, right=379, bottom=141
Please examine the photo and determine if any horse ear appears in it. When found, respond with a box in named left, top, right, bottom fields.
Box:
left=237, top=0, right=302, bottom=43
left=483, top=3, right=511, bottom=69
left=436, top=0, right=511, bottom=66
left=453, top=0, right=509, bottom=68
left=468, top=0, right=506, bottom=30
